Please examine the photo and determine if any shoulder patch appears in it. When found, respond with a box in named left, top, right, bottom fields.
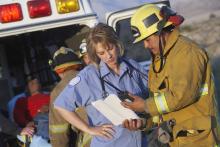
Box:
left=69, top=76, right=81, bottom=86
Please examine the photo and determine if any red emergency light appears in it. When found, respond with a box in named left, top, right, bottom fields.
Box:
left=0, top=3, right=23, bottom=23
left=27, top=0, right=52, bottom=18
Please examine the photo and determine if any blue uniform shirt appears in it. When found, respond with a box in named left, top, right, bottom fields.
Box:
left=54, top=58, right=148, bottom=147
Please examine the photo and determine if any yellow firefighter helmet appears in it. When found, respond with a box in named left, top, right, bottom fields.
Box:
left=131, top=4, right=173, bottom=43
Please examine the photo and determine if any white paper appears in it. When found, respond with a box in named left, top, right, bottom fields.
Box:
left=92, top=94, right=139, bottom=125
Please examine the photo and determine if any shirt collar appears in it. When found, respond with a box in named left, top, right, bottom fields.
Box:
left=99, top=58, right=129, bottom=78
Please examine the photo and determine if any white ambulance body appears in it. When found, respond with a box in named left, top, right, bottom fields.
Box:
left=0, top=0, right=97, bottom=37
left=0, top=0, right=169, bottom=109
left=0, top=0, right=99, bottom=109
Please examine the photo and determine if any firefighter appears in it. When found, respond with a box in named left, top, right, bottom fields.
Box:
left=121, top=4, right=220, bottom=147
left=75, top=39, right=92, bottom=147
left=49, top=46, right=83, bottom=147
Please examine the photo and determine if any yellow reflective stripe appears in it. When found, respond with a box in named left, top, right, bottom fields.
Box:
left=50, top=123, right=69, bottom=133
left=152, top=115, right=160, bottom=123
left=200, top=84, right=208, bottom=96
left=21, top=135, right=25, bottom=142
left=187, top=130, right=196, bottom=134
left=81, top=133, right=92, bottom=147
left=154, top=92, right=170, bottom=114
left=20, top=135, right=32, bottom=143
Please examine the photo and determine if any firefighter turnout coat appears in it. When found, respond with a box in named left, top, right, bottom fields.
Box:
left=145, top=29, right=219, bottom=147
left=49, top=70, right=78, bottom=147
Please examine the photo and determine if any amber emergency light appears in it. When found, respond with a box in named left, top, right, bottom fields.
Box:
left=55, top=0, right=79, bottom=14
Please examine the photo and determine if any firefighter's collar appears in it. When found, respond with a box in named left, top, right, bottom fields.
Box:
left=163, top=28, right=180, bottom=56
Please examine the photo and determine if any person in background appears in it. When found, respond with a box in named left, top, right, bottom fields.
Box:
left=13, top=76, right=50, bottom=127
left=26, top=77, right=50, bottom=119
left=54, top=23, right=149, bottom=147
left=121, top=4, right=220, bottom=147
left=49, top=46, right=83, bottom=147
left=14, top=76, right=51, bottom=147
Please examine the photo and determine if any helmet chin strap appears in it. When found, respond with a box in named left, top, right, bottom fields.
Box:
left=152, top=5, right=173, bottom=73
left=152, top=34, right=166, bottom=73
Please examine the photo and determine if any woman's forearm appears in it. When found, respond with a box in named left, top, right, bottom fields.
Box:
left=54, top=106, right=90, bottom=133
left=55, top=106, right=115, bottom=139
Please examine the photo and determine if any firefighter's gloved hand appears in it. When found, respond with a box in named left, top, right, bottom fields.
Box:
left=147, top=119, right=175, bottom=147
left=158, top=127, right=171, bottom=144
left=158, top=119, right=175, bottom=144
left=147, top=128, right=169, bottom=147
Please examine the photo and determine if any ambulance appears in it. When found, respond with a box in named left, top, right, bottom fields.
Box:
left=0, top=0, right=169, bottom=110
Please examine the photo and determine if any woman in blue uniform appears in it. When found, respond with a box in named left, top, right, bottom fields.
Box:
left=54, top=23, right=148, bottom=147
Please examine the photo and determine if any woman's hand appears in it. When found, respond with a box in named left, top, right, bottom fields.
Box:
left=121, top=93, right=146, bottom=112
left=54, top=106, right=115, bottom=139
left=122, top=119, right=143, bottom=131
left=87, top=124, right=115, bottom=139
left=20, top=126, right=35, bottom=137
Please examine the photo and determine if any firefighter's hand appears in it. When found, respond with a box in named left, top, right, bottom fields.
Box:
left=121, top=93, right=146, bottom=112
left=20, top=126, right=35, bottom=137
left=87, top=124, right=115, bottom=139
left=122, top=119, right=143, bottom=131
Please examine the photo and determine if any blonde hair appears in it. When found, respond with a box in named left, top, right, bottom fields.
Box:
left=86, top=23, right=124, bottom=66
